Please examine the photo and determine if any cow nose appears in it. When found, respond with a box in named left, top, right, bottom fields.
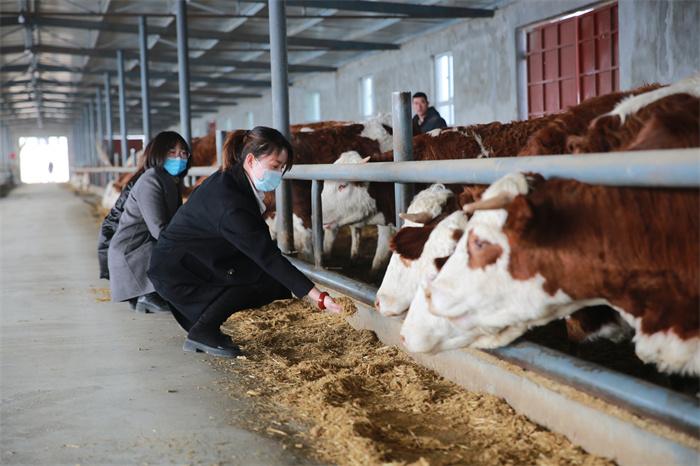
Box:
left=374, top=297, right=380, bottom=312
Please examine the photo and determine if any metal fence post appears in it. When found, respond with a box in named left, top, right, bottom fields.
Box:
left=139, top=15, right=152, bottom=143
left=176, top=0, right=192, bottom=148
left=311, top=179, right=324, bottom=268
left=268, top=0, right=294, bottom=254
left=391, top=91, right=414, bottom=226
left=117, top=50, right=128, bottom=167
left=215, top=129, right=225, bottom=167
left=104, top=72, right=114, bottom=163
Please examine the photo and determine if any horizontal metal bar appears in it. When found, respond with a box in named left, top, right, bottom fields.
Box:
left=0, top=9, right=489, bottom=19
left=287, top=256, right=700, bottom=437
left=19, top=45, right=336, bottom=72
left=1, top=63, right=273, bottom=88
left=287, top=256, right=378, bottom=305
left=283, top=0, right=495, bottom=18
left=491, top=342, right=700, bottom=437
left=13, top=15, right=399, bottom=50
left=72, top=150, right=700, bottom=188
left=283, top=149, right=700, bottom=187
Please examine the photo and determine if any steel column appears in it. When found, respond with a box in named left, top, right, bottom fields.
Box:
left=103, top=72, right=113, bottom=162
left=95, top=87, right=104, bottom=156
left=138, top=15, right=152, bottom=143
left=311, top=179, right=324, bottom=268
left=391, top=91, right=413, bottom=226
left=215, top=129, right=225, bottom=167
left=175, top=0, right=192, bottom=147
left=87, top=101, right=95, bottom=166
left=268, top=0, right=293, bottom=253
left=117, top=50, right=128, bottom=166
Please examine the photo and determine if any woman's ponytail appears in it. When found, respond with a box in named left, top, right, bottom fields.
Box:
left=221, top=130, right=249, bottom=171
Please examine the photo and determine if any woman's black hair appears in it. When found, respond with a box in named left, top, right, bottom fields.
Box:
left=143, top=131, right=192, bottom=177
left=221, top=126, right=294, bottom=174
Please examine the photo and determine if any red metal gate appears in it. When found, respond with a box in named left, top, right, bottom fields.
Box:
left=526, top=2, right=619, bottom=118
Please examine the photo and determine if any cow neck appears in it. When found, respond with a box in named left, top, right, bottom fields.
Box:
left=504, top=179, right=699, bottom=338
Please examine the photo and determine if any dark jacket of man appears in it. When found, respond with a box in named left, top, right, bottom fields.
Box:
left=412, top=106, right=448, bottom=135
left=108, top=168, right=182, bottom=302
left=147, top=165, right=314, bottom=327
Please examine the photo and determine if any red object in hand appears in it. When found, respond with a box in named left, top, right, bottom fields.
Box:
left=317, top=291, right=329, bottom=310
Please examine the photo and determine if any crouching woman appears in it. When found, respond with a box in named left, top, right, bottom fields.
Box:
left=148, top=126, right=341, bottom=358
left=108, top=131, right=190, bottom=312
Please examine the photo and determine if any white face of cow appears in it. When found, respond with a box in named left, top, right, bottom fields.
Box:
left=424, top=173, right=579, bottom=345
left=321, top=151, right=377, bottom=229
left=401, top=284, right=532, bottom=353
left=375, top=184, right=457, bottom=317
left=376, top=211, right=467, bottom=317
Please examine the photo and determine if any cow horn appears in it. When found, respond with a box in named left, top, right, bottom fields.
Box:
left=399, top=211, right=434, bottom=224
left=360, top=156, right=371, bottom=163
left=462, top=192, right=513, bottom=214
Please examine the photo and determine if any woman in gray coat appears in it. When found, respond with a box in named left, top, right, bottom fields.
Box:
left=108, top=131, right=190, bottom=312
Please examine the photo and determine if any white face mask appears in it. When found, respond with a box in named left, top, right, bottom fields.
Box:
left=252, top=158, right=283, bottom=192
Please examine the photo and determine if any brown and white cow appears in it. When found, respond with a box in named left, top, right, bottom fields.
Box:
left=422, top=172, right=699, bottom=375
left=374, top=183, right=463, bottom=317
left=567, top=74, right=700, bottom=154
left=321, top=116, right=557, bottom=272
left=518, top=83, right=663, bottom=156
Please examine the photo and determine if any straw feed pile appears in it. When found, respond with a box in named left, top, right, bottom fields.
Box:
left=217, top=298, right=613, bottom=466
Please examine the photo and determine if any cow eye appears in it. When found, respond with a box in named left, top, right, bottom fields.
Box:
left=338, top=183, right=347, bottom=191
left=473, top=239, right=486, bottom=250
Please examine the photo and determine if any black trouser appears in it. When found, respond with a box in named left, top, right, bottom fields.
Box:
left=185, top=273, right=291, bottom=336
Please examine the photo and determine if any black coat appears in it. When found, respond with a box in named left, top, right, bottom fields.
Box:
left=147, top=166, right=314, bottom=324
left=97, top=173, right=141, bottom=280
left=412, top=106, right=448, bottom=134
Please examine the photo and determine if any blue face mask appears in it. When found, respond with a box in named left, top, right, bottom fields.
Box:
left=163, top=157, right=188, bottom=176
left=253, top=158, right=283, bottom=192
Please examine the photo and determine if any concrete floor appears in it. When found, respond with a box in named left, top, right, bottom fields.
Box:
left=0, top=183, right=316, bottom=466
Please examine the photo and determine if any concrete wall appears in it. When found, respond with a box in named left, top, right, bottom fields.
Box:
left=618, top=0, right=700, bottom=90
left=190, top=0, right=700, bottom=137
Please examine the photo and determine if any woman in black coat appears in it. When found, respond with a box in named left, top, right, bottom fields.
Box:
left=148, top=126, right=341, bottom=357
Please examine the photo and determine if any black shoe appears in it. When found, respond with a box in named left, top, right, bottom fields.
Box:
left=128, top=298, right=138, bottom=310
left=135, top=292, right=172, bottom=313
left=183, top=337, right=242, bottom=358
left=183, top=328, right=242, bottom=358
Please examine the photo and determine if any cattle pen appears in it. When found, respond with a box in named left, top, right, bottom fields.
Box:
left=73, top=132, right=700, bottom=465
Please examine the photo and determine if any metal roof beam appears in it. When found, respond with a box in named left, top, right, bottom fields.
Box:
left=10, top=14, right=399, bottom=50
left=0, top=63, right=273, bottom=88
left=0, top=79, right=263, bottom=99
left=0, top=10, right=472, bottom=19
left=283, top=0, right=495, bottom=18
left=16, top=45, right=336, bottom=72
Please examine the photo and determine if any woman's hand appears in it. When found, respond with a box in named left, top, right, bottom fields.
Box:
left=307, top=287, right=343, bottom=314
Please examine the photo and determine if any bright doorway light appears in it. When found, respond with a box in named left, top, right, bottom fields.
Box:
left=18, top=136, right=70, bottom=184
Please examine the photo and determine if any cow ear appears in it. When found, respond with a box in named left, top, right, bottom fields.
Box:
left=458, top=185, right=486, bottom=207
left=360, top=156, right=371, bottom=163
left=504, top=195, right=534, bottom=237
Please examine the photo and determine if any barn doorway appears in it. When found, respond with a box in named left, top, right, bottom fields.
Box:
left=18, top=136, right=70, bottom=184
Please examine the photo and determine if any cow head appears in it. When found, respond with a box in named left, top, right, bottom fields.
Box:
left=321, top=151, right=376, bottom=229
left=375, top=184, right=461, bottom=317
left=399, top=273, right=531, bottom=353
left=421, top=173, right=579, bottom=347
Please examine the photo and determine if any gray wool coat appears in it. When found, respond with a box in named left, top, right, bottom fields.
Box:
left=108, top=167, right=182, bottom=302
